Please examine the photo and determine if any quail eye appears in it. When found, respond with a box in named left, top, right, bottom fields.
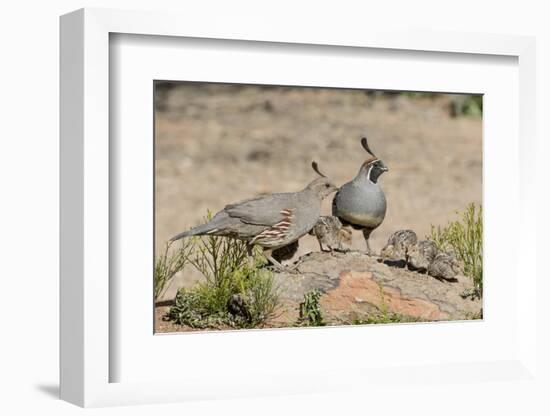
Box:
left=325, top=184, right=330, bottom=188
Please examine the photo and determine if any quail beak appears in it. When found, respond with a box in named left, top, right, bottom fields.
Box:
left=381, top=162, right=389, bottom=172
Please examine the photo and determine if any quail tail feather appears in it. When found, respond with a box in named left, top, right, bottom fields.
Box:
left=170, top=225, right=212, bottom=241
left=170, top=213, right=229, bottom=241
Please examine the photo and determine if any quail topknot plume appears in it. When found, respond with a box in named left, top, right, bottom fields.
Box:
left=170, top=162, right=338, bottom=271
left=309, top=215, right=352, bottom=253
left=332, top=136, right=388, bottom=255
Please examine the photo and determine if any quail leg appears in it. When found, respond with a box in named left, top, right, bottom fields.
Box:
left=263, top=250, right=300, bottom=274
left=333, top=243, right=349, bottom=254
left=246, top=244, right=256, bottom=267
left=323, top=244, right=331, bottom=253
left=362, top=228, right=374, bottom=256
left=327, top=245, right=338, bottom=257
left=334, top=225, right=352, bottom=253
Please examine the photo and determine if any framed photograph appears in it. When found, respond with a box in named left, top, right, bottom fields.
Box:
left=60, top=8, right=537, bottom=407
left=153, top=80, right=483, bottom=334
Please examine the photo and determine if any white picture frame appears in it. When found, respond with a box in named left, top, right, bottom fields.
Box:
left=60, top=7, right=537, bottom=408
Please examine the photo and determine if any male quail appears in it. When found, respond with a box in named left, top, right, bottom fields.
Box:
left=170, top=162, right=338, bottom=270
left=406, top=240, right=438, bottom=272
left=332, top=137, right=388, bottom=255
left=427, top=252, right=462, bottom=280
left=309, top=215, right=352, bottom=253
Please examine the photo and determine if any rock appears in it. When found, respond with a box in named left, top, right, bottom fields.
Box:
left=272, top=251, right=481, bottom=324
left=321, top=270, right=447, bottom=321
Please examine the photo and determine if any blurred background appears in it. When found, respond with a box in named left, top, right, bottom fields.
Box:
left=155, top=82, right=482, bottom=300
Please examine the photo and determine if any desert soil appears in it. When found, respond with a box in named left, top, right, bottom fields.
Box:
left=154, top=83, right=482, bottom=316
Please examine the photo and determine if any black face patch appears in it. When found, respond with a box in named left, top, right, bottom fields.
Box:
left=367, top=160, right=387, bottom=183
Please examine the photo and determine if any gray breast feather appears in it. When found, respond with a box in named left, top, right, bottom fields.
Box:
left=333, top=182, right=386, bottom=226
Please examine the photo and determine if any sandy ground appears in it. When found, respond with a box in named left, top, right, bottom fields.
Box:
left=155, top=83, right=482, bottom=301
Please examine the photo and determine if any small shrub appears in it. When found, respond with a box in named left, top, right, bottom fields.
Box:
left=384, top=92, right=482, bottom=117
left=164, top=215, right=280, bottom=329
left=297, top=290, right=326, bottom=327
left=154, top=239, right=194, bottom=300
left=242, top=268, right=280, bottom=327
left=167, top=256, right=279, bottom=329
left=430, top=203, right=483, bottom=297
left=166, top=288, right=226, bottom=329
left=450, top=95, right=483, bottom=117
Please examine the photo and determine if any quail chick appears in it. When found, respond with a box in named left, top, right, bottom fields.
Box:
left=227, top=293, right=251, bottom=322
left=309, top=215, right=352, bottom=252
left=332, top=137, right=388, bottom=255
left=272, top=240, right=299, bottom=262
left=380, top=229, right=417, bottom=261
left=379, top=244, right=398, bottom=261
left=427, top=252, right=462, bottom=280
left=406, top=240, right=438, bottom=272
left=171, top=162, right=338, bottom=271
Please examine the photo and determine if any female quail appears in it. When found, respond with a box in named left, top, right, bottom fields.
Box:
left=171, top=162, right=338, bottom=270
left=332, top=137, right=388, bottom=255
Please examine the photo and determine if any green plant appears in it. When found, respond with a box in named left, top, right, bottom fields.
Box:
left=167, top=251, right=279, bottom=329
left=451, top=95, right=483, bottom=117
left=241, top=267, right=280, bottom=327
left=165, top=214, right=280, bottom=329
left=430, top=203, right=483, bottom=297
left=189, top=215, right=251, bottom=286
left=351, top=313, right=412, bottom=325
left=387, top=92, right=482, bottom=117
left=166, top=288, right=226, bottom=329
left=297, top=290, right=326, bottom=327
left=154, top=239, right=194, bottom=300
left=401, top=91, right=439, bottom=99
